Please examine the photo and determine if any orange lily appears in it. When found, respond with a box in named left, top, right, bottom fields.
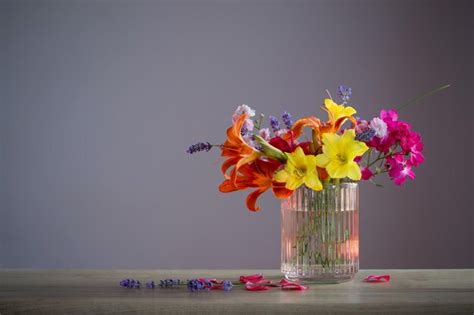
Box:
left=219, top=159, right=293, bottom=211
left=221, top=114, right=261, bottom=182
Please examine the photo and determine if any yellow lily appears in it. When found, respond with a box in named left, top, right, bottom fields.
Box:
left=324, top=98, right=356, bottom=123
left=281, top=99, right=357, bottom=151
left=315, top=129, right=368, bottom=180
left=274, top=147, right=323, bottom=191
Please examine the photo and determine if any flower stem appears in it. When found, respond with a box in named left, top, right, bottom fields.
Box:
left=367, top=151, right=384, bottom=167
left=397, top=84, right=450, bottom=111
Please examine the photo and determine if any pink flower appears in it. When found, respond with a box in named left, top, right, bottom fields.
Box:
left=355, top=119, right=369, bottom=134
left=367, top=110, right=399, bottom=152
left=259, top=128, right=271, bottom=141
left=401, top=132, right=424, bottom=166
left=361, top=167, right=374, bottom=180
left=368, top=134, right=395, bottom=153
left=380, top=109, right=398, bottom=126
left=386, top=155, right=416, bottom=185
left=392, top=121, right=412, bottom=144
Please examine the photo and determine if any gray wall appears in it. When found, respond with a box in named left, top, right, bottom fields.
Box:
left=1, top=0, right=472, bottom=269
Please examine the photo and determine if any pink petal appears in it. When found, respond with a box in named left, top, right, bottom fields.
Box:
left=279, top=278, right=308, bottom=290
left=244, top=282, right=271, bottom=291
left=363, top=274, right=391, bottom=283
left=240, top=274, right=264, bottom=284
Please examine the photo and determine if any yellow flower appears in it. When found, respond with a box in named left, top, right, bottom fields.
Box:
left=324, top=98, right=356, bottom=123
left=315, top=129, right=368, bottom=180
left=273, top=147, right=322, bottom=191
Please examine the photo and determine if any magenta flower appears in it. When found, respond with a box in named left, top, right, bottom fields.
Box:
left=361, top=167, right=374, bottom=180
left=386, top=155, right=416, bottom=185
left=380, top=109, right=398, bottom=127
left=401, top=131, right=425, bottom=166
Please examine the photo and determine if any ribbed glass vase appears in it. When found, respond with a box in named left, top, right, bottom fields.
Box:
left=281, top=183, right=359, bottom=283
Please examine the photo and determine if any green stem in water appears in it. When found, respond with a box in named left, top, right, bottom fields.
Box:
left=397, top=84, right=450, bottom=111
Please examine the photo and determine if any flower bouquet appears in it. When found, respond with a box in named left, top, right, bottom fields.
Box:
left=187, top=85, right=447, bottom=283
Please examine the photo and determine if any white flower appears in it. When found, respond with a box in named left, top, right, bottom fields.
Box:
left=259, top=128, right=271, bottom=141
left=370, top=117, right=388, bottom=138
left=232, top=104, right=255, bottom=122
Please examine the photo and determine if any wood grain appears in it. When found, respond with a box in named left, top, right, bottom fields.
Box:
left=0, top=269, right=472, bottom=314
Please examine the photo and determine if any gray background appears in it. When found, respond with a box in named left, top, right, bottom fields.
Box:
left=1, top=0, right=472, bottom=269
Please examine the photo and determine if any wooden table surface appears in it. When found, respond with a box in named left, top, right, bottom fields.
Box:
left=0, top=269, right=472, bottom=314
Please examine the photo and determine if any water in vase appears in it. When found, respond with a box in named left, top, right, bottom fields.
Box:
left=281, top=183, right=359, bottom=283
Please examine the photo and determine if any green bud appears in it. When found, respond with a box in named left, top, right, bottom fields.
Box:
left=253, top=135, right=287, bottom=162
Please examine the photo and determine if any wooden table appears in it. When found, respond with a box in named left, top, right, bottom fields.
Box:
left=0, top=269, right=472, bottom=314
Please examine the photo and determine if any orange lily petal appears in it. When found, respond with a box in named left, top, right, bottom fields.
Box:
left=221, top=156, right=240, bottom=179
left=246, top=188, right=268, bottom=212
left=284, top=116, right=321, bottom=141
left=219, top=179, right=239, bottom=193
left=272, top=182, right=293, bottom=199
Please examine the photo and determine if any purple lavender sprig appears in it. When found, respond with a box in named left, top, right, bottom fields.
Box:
left=187, top=279, right=208, bottom=292
left=281, top=111, right=293, bottom=129
left=120, top=278, right=234, bottom=292
left=356, top=128, right=376, bottom=142
left=159, top=279, right=181, bottom=288
left=269, top=116, right=280, bottom=132
left=222, top=280, right=233, bottom=291
left=186, top=142, right=212, bottom=154
left=120, top=279, right=141, bottom=289
left=338, top=85, right=352, bottom=104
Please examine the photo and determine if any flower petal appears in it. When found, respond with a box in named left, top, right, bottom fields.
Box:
left=363, top=274, right=391, bottom=283
left=346, top=161, right=362, bottom=180
left=285, top=175, right=304, bottom=190
left=245, top=188, right=268, bottom=212
left=240, top=274, right=264, bottom=283
left=244, top=282, right=271, bottom=291
left=279, top=279, right=308, bottom=290
left=315, top=153, right=330, bottom=167
left=273, top=169, right=289, bottom=183
left=304, top=170, right=323, bottom=191
left=272, top=182, right=294, bottom=199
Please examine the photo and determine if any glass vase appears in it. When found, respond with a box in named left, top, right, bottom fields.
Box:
left=281, top=183, right=359, bottom=283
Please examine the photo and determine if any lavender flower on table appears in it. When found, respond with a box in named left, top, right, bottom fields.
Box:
left=222, top=280, right=233, bottom=291
left=281, top=111, right=293, bottom=129
left=159, top=279, right=181, bottom=288
left=186, top=142, right=212, bottom=154
left=187, top=279, right=207, bottom=292
left=338, top=85, right=352, bottom=104
left=120, top=279, right=141, bottom=289
left=269, top=116, right=280, bottom=132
